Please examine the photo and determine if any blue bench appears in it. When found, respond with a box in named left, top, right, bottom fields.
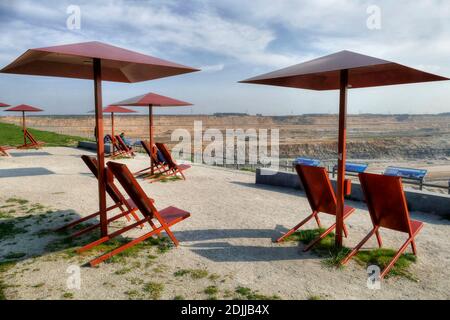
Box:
left=332, top=162, right=368, bottom=177
left=383, top=166, right=427, bottom=190
left=293, top=157, right=321, bottom=167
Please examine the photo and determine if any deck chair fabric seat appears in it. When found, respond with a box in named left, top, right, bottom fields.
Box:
left=55, top=155, right=141, bottom=236
left=77, top=161, right=191, bottom=266
left=276, top=164, right=356, bottom=251
left=342, top=172, right=424, bottom=279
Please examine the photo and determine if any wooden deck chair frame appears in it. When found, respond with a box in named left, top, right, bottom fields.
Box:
left=55, top=155, right=141, bottom=237
left=17, top=129, right=45, bottom=149
left=0, top=145, right=12, bottom=156
left=276, top=164, right=355, bottom=252
left=105, top=134, right=125, bottom=158
left=341, top=172, right=424, bottom=279
left=154, top=142, right=190, bottom=181
left=114, top=135, right=135, bottom=158
left=77, top=161, right=190, bottom=266
left=134, top=140, right=169, bottom=176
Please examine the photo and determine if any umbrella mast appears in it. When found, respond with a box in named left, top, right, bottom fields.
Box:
left=149, top=104, right=154, bottom=174
left=93, top=58, right=107, bottom=237
left=22, top=111, right=26, bottom=145
left=336, top=69, right=349, bottom=247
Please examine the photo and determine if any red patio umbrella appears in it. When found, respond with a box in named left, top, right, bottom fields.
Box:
left=240, top=50, right=449, bottom=247
left=0, top=41, right=199, bottom=238
left=0, top=102, right=10, bottom=108
left=112, top=92, right=192, bottom=174
left=102, top=105, right=136, bottom=156
left=4, top=104, right=43, bottom=147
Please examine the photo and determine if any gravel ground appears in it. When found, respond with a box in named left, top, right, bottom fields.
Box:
left=0, top=147, right=449, bottom=300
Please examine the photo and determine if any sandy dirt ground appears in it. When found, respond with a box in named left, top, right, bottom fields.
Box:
left=0, top=147, right=449, bottom=300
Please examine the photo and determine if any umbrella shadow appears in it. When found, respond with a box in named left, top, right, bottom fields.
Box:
left=9, top=152, right=52, bottom=157
left=0, top=167, right=55, bottom=178
left=0, top=208, right=95, bottom=265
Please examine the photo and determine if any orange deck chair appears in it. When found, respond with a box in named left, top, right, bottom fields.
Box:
left=155, top=142, right=191, bottom=180
left=134, top=140, right=168, bottom=176
left=19, top=129, right=45, bottom=149
left=77, top=161, right=190, bottom=266
left=276, top=164, right=355, bottom=251
left=55, top=155, right=141, bottom=237
left=341, top=172, right=424, bottom=279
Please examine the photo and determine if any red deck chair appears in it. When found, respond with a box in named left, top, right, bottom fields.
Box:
left=55, top=155, right=142, bottom=237
left=341, top=172, right=424, bottom=279
left=134, top=140, right=169, bottom=176
left=276, top=164, right=355, bottom=252
left=115, top=135, right=135, bottom=157
left=0, top=145, right=13, bottom=156
left=77, top=161, right=190, bottom=266
left=155, top=142, right=191, bottom=180
left=18, top=129, right=45, bottom=149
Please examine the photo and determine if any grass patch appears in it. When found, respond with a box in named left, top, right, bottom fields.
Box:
left=353, top=248, right=418, bottom=281
left=143, top=282, right=164, bottom=300
left=0, top=122, right=90, bottom=147
left=5, top=197, right=29, bottom=205
left=174, top=295, right=185, bottom=300
left=62, top=292, right=74, bottom=299
left=285, top=228, right=350, bottom=267
left=287, top=228, right=418, bottom=279
left=204, top=285, right=219, bottom=296
left=160, top=176, right=182, bottom=183
left=235, top=286, right=280, bottom=300
left=114, top=267, right=132, bottom=275
left=174, top=268, right=208, bottom=279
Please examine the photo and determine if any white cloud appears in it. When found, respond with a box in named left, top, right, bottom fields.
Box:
left=200, top=64, right=225, bottom=73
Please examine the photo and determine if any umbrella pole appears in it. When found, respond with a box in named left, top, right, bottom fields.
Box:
left=335, top=69, right=349, bottom=248
left=93, top=58, right=108, bottom=237
left=111, top=112, right=115, bottom=155
left=149, top=105, right=154, bottom=174
left=22, top=111, right=26, bottom=145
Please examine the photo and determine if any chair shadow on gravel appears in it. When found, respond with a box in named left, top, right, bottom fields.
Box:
left=172, top=226, right=318, bottom=262
left=8, top=152, right=52, bottom=158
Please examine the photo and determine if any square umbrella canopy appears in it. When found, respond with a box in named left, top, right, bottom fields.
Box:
left=112, top=92, right=192, bottom=174
left=101, top=105, right=136, bottom=154
left=240, top=50, right=449, bottom=247
left=4, top=104, right=43, bottom=146
left=0, top=41, right=199, bottom=238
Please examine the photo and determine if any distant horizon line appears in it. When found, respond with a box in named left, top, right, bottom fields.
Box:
left=1, top=113, right=450, bottom=117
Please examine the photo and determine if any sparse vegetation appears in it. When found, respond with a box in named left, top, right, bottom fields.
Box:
left=143, top=282, right=164, bottom=300
left=286, top=228, right=418, bottom=279
left=174, top=268, right=208, bottom=279
left=235, top=286, right=280, bottom=300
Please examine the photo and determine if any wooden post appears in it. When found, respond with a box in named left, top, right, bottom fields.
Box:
left=22, top=111, right=26, bottom=145
left=111, top=112, right=115, bottom=155
left=93, top=58, right=107, bottom=237
left=335, top=69, right=349, bottom=248
left=149, top=105, right=154, bottom=174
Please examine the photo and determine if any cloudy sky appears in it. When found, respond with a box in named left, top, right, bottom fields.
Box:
left=0, top=0, right=449, bottom=115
